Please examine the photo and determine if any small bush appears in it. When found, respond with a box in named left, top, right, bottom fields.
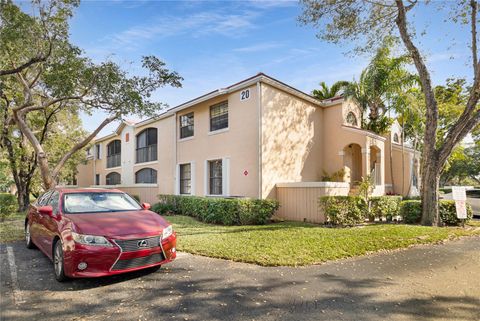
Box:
left=153, top=195, right=279, bottom=225
left=0, top=193, right=17, bottom=221
left=400, top=200, right=422, bottom=224
left=130, top=194, right=141, bottom=203
left=319, top=196, right=366, bottom=226
left=400, top=200, right=473, bottom=225
left=370, top=196, right=402, bottom=221
left=439, top=200, right=473, bottom=226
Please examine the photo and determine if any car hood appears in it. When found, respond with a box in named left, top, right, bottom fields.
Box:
left=66, top=210, right=170, bottom=238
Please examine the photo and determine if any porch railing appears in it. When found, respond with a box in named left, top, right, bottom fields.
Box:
left=136, top=145, right=157, bottom=163
left=107, top=154, right=121, bottom=168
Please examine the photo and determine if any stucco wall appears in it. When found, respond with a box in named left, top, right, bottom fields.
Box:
left=176, top=86, right=259, bottom=197
left=76, top=160, right=94, bottom=187
left=261, top=83, right=323, bottom=199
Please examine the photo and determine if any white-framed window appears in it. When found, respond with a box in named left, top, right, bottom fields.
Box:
left=179, top=164, right=191, bottom=194
left=204, top=158, right=230, bottom=196
left=208, top=160, right=223, bottom=195
left=210, top=101, right=228, bottom=132
left=179, top=112, right=194, bottom=139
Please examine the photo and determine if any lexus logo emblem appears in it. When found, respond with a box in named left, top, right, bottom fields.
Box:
left=137, top=240, right=148, bottom=248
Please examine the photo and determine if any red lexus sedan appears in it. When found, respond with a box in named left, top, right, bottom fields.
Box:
left=25, top=188, right=176, bottom=282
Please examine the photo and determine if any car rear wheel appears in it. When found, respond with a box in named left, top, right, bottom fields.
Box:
left=53, top=241, right=68, bottom=282
left=25, top=223, right=36, bottom=249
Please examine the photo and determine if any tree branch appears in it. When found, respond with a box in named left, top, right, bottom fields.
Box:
left=471, top=0, right=478, bottom=75
left=51, top=114, right=119, bottom=179
left=395, top=0, right=439, bottom=162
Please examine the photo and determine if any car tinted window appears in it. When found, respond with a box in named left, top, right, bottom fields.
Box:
left=37, top=191, right=53, bottom=206
left=63, top=192, right=142, bottom=214
left=47, top=191, right=60, bottom=215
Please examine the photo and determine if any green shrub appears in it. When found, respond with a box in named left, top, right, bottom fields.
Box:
left=0, top=193, right=17, bottom=221
left=439, top=200, right=473, bottom=226
left=400, top=200, right=422, bottom=224
left=370, top=196, right=402, bottom=221
left=400, top=200, right=473, bottom=225
left=319, top=196, right=367, bottom=226
left=153, top=195, right=279, bottom=225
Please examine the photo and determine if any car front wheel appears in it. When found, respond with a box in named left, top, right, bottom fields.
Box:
left=53, top=241, right=68, bottom=282
left=25, top=223, right=36, bottom=249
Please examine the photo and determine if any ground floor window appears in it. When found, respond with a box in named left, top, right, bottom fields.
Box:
left=106, top=172, right=121, bottom=185
left=180, top=163, right=191, bottom=194
left=135, top=168, right=157, bottom=184
left=95, top=174, right=100, bottom=185
left=209, top=159, right=222, bottom=195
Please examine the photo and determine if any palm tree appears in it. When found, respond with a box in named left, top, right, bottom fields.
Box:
left=312, top=81, right=350, bottom=100
left=342, top=41, right=418, bottom=133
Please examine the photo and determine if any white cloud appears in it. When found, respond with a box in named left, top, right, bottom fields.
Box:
left=105, top=10, right=259, bottom=51
left=233, top=42, right=284, bottom=52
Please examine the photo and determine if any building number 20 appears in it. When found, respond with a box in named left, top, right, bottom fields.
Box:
left=240, top=89, right=250, bottom=101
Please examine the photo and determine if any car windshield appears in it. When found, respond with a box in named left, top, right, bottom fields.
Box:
left=63, top=192, right=142, bottom=214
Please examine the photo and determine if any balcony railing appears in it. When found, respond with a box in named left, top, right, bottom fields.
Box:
left=107, top=154, right=121, bottom=168
left=136, top=145, right=157, bottom=163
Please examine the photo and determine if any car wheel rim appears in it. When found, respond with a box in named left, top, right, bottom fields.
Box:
left=25, top=225, right=30, bottom=244
left=54, top=244, right=62, bottom=276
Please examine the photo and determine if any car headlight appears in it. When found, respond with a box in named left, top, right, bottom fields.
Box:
left=162, top=225, right=173, bottom=239
left=71, top=232, right=112, bottom=247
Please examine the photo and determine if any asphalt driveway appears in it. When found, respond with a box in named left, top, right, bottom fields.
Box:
left=1, top=237, right=480, bottom=321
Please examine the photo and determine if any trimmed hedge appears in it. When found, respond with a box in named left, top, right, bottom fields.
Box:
left=152, top=195, right=279, bottom=225
left=0, top=193, right=17, bottom=221
left=319, top=196, right=367, bottom=226
left=369, top=196, right=403, bottom=221
left=400, top=200, right=473, bottom=225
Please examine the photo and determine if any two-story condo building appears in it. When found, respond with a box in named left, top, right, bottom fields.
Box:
left=76, top=73, right=419, bottom=223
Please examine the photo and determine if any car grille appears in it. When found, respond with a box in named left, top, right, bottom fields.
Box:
left=111, top=253, right=165, bottom=271
left=114, top=235, right=161, bottom=252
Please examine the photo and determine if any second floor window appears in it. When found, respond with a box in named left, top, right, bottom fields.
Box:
left=135, top=168, right=157, bottom=184
left=107, top=140, right=121, bottom=168
left=210, top=101, right=228, bottom=132
left=179, top=164, right=191, bottom=194
left=180, top=112, right=194, bottom=139
left=136, top=128, right=157, bottom=163
left=346, top=112, right=358, bottom=127
left=95, top=144, right=101, bottom=159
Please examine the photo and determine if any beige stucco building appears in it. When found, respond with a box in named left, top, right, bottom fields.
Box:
left=75, top=73, right=419, bottom=223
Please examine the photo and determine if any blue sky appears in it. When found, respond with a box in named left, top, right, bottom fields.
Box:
left=63, top=0, right=474, bottom=136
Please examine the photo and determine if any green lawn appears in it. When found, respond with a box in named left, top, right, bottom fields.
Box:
left=0, top=212, right=25, bottom=243
left=2, top=213, right=479, bottom=267
left=168, top=215, right=480, bottom=266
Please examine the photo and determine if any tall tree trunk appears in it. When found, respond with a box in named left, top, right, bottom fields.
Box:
left=15, top=179, right=30, bottom=212
left=420, top=160, right=440, bottom=226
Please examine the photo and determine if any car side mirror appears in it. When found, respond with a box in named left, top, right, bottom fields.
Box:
left=39, top=205, right=53, bottom=217
left=142, top=203, right=151, bottom=210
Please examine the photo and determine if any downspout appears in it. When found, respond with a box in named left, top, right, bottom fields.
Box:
left=173, top=113, right=177, bottom=195
left=257, top=81, right=263, bottom=199
left=93, top=145, right=96, bottom=186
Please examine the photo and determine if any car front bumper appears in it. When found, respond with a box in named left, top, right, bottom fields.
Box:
left=63, top=233, right=177, bottom=278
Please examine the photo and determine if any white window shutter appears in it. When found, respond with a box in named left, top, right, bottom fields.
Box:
left=191, top=161, right=196, bottom=196
left=175, top=164, right=180, bottom=195
left=222, top=157, right=230, bottom=197
left=204, top=160, right=208, bottom=196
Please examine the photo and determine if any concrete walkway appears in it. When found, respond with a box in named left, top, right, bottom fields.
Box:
left=1, top=237, right=479, bottom=321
